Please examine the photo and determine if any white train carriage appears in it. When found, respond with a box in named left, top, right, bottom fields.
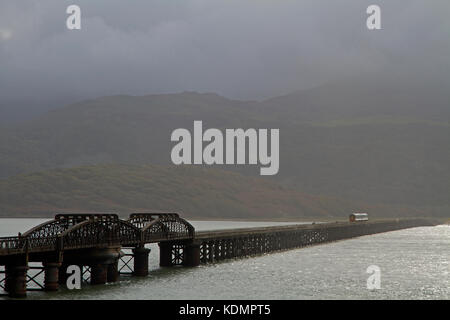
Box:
left=349, top=213, right=369, bottom=222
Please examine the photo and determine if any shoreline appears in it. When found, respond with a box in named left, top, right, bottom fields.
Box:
left=0, top=215, right=326, bottom=222
left=0, top=215, right=446, bottom=224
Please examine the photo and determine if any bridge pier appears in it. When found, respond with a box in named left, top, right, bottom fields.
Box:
left=208, top=241, right=214, bottom=263
left=8, top=265, right=28, bottom=298
left=90, top=263, right=108, bottom=285
left=158, top=241, right=200, bottom=267
left=43, top=262, right=61, bottom=291
left=107, top=259, right=119, bottom=282
left=58, top=263, right=72, bottom=285
left=4, top=264, right=12, bottom=293
left=132, top=247, right=150, bottom=277
left=183, top=242, right=200, bottom=267
left=214, top=241, right=220, bottom=260
left=159, top=242, right=173, bottom=267
left=59, top=247, right=121, bottom=286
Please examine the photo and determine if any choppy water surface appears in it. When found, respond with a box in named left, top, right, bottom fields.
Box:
left=0, top=219, right=449, bottom=299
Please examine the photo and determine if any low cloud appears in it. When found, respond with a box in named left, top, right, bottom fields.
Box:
left=0, top=0, right=449, bottom=114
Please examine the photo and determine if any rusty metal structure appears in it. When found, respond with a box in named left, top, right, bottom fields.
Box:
left=127, top=213, right=195, bottom=244
left=0, top=213, right=194, bottom=297
left=0, top=214, right=439, bottom=298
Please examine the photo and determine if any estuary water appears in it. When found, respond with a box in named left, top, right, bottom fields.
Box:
left=0, top=218, right=449, bottom=300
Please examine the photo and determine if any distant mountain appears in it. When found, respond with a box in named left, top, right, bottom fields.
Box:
left=0, top=92, right=258, bottom=176
left=0, top=163, right=428, bottom=219
left=1, top=74, right=449, bottom=217
left=259, top=74, right=450, bottom=123
left=256, top=75, right=450, bottom=209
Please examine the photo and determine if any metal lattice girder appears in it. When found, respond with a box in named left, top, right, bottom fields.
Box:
left=20, top=213, right=123, bottom=251
left=20, top=213, right=141, bottom=252
left=127, top=213, right=195, bottom=243
left=59, top=216, right=141, bottom=249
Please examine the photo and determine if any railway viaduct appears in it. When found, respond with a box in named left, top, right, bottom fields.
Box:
left=0, top=213, right=438, bottom=298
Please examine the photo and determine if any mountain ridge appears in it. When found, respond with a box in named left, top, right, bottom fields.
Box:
left=0, top=163, right=433, bottom=219
left=1, top=74, right=449, bottom=217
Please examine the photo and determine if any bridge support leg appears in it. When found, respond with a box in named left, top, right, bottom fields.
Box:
left=90, top=264, right=108, bottom=285
left=4, top=265, right=13, bottom=293
left=132, top=247, right=150, bottom=277
left=44, top=262, right=61, bottom=291
left=159, top=242, right=173, bottom=267
left=58, top=264, right=70, bottom=285
left=183, top=243, right=200, bottom=267
left=214, top=241, right=220, bottom=261
left=208, top=241, right=214, bottom=263
left=107, top=260, right=119, bottom=282
left=8, top=265, right=28, bottom=298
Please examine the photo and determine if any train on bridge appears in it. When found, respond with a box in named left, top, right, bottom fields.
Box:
left=349, top=213, right=369, bottom=222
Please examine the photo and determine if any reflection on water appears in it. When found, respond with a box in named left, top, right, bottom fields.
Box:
left=1, top=219, right=449, bottom=299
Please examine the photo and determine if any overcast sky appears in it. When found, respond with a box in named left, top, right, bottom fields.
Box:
left=0, top=0, right=449, bottom=117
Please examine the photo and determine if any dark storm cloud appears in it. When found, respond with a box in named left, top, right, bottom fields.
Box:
left=0, top=0, right=449, bottom=111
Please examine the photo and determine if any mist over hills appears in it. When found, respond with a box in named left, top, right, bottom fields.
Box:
left=1, top=74, right=449, bottom=218
left=0, top=164, right=429, bottom=219
left=260, top=75, right=450, bottom=123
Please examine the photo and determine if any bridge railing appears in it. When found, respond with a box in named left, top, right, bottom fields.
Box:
left=27, top=236, right=60, bottom=252
left=0, top=236, right=26, bottom=254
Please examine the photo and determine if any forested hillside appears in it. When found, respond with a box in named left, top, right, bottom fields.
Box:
left=1, top=75, right=449, bottom=217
